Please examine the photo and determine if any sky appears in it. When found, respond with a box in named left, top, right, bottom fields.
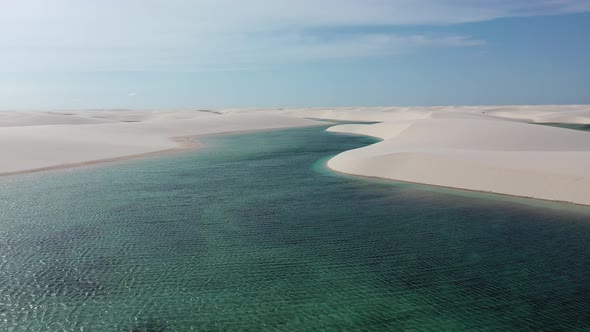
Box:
left=1, top=0, right=589, bottom=109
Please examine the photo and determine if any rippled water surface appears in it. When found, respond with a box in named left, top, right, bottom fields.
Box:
left=1, top=126, right=590, bottom=331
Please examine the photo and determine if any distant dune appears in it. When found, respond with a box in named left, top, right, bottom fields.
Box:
left=1, top=105, right=589, bottom=205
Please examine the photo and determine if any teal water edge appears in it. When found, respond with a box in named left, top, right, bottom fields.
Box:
left=538, top=122, right=590, bottom=132
left=1, top=126, right=590, bottom=331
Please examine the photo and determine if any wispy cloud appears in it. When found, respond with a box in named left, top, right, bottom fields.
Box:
left=238, top=33, right=486, bottom=62
left=0, top=0, right=587, bottom=72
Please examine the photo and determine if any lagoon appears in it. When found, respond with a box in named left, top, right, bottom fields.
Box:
left=1, top=126, right=590, bottom=331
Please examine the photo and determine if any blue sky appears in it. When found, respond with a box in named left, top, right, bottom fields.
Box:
left=1, top=1, right=589, bottom=109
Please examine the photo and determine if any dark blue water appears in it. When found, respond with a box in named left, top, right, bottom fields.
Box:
left=1, top=126, right=590, bottom=331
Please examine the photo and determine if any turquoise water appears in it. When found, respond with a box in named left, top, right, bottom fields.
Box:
left=1, top=126, right=590, bottom=331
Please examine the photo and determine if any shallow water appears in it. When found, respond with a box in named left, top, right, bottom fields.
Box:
left=539, top=122, right=590, bottom=132
left=1, top=126, right=590, bottom=331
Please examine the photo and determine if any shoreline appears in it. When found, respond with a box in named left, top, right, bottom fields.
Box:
left=322, top=120, right=590, bottom=208
left=322, top=111, right=590, bottom=207
left=16, top=122, right=584, bottom=210
left=323, top=160, right=590, bottom=210
left=0, top=136, right=201, bottom=178
left=0, top=110, right=322, bottom=177
left=0, top=123, right=328, bottom=178
left=1, top=107, right=589, bottom=206
left=4, top=121, right=589, bottom=210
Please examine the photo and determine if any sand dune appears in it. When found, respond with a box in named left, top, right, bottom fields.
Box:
left=320, top=106, right=590, bottom=205
left=2, top=106, right=590, bottom=205
left=0, top=110, right=319, bottom=176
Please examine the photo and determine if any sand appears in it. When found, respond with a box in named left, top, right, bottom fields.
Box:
left=314, top=106, right=590, bottom=205
left=0, top=109, right=320, bottom=176
left=2, top=106, right=590, bottom=205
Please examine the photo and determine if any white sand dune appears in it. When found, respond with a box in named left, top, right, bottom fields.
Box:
left=0, top=110, right=319, bottom=176
left=2, top=106, right=589, bottom=205
left=480, top=105, right=590, bottom=124
left=319, top=106, right=590, bottom=205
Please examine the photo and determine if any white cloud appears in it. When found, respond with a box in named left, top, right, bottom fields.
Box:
left=0, top=0, right=587, bottom=72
